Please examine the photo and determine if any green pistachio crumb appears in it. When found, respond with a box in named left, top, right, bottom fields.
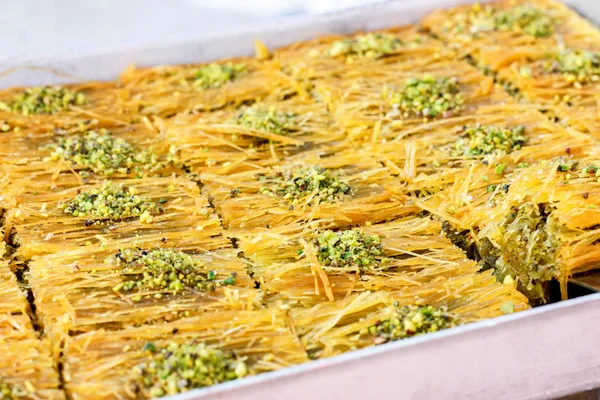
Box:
left=519, top=66, right=532, bottom=78
left=387, top=75, right=463, bottom=119
left=545, top=50, right=600, bottom=85
left=192, top=62, right=246, bottom=89
left=314, top=229, right=382, bottom=271
left=328, top=33, right=402, bottom=60
left=62, top=181, right=156, bottom=221
left=0, top=85, right=85, bottom=115
left=365, top=304, right=457, bottom=344
left=233, top=105, right=296, bottom=135
left=452, top=124, right=527, bottom=157
left=494, top=163, right=507, bottom=175
left=48, top=129, right=162, bottom=176
left=134, top=342, right=248, bottom=397
left=107, top=248, right=237, bottom=300
left=0, top=121, right=11, bottom=132
left=448, top=3, right=556, bottom=39
left=143, top=342, right=157, bottom=352
left=222, top=275, right=236, bottom=286
left=0, top=379, right=18, bottom=400
left=259, top=166, right=351, bottom=203
left=501, top=301, right=515, bottom=314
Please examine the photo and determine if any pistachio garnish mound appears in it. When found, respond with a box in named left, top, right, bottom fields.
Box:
left=108, top=248, right=236, bottom=300
left=387, top=75, right=463, bottom=119
left=328, top=33, right=402, bottom=60
left=452, top=124, right=527, bottom=157
left=62, top=182, right=156, bottom=222
left=0, top=85, right=85, bottom=115
left=134, top=342, right=248, bottom=398
left=557, top=160, right=578, bottom=173
left=234, top=106, right=296, bottom=135
left=448, top=3, right=556, bottom=38
left=49, top=129, right=160, bottom=176
left=258, top=166, right=352, bottom=202
left=363, top=304, right=457, bottom=344
left=0, top=379, right=18, bottom=400
left=493, top=5, right=555, bottom=38
left=192, top=62, right=246, bottom=90
left=545, top=50, right=600, bottom=85
left=314, top=229, right=382, bottom=270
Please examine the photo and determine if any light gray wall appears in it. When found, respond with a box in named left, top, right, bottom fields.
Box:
left=0, top=0, right=268, bottom=61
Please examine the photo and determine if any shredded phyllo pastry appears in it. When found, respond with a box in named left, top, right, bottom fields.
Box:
left=4, top=0, right=600, bottom=398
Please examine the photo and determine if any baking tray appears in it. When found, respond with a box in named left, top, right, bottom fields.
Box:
left=2, top=0, right=600, bottom=399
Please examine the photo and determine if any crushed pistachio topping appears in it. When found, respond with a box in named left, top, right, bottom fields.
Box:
left=192, top=62, right=246, bottom=89
left=233, top=106, right=296, bottom=135
left=314, top=229, right=382, bottom=270
left=387, top=75, right=463, bottom=119
left=448, top=4, right=556, bottom=38
left=0, top=85, right=85, bottom=115
left=134, top=342, right=248, bottom=398
left=0, top=379, right=18, bottom=400
left=554, top=159, right=597, bottom=183
left=452, top=124, right=527, bottom=157
left=544, top=50, right=600, bottom=85
left=258, top=166, right=352, bottom=202
left=556, top=159, right=578, bottom=173
left=107, top=248, right=236, bottom=300
left=62, top=182, right=156, bottom=222
left=328, top=33, right=402, bottom=60
left=49, top=129, right=161, bottom=176
left=363, top=304, right=457, bottom=344
left=494, top=202, right=559, bottom=300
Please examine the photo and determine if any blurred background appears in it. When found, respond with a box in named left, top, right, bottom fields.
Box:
left=0, top=0, right=383, bottom=60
